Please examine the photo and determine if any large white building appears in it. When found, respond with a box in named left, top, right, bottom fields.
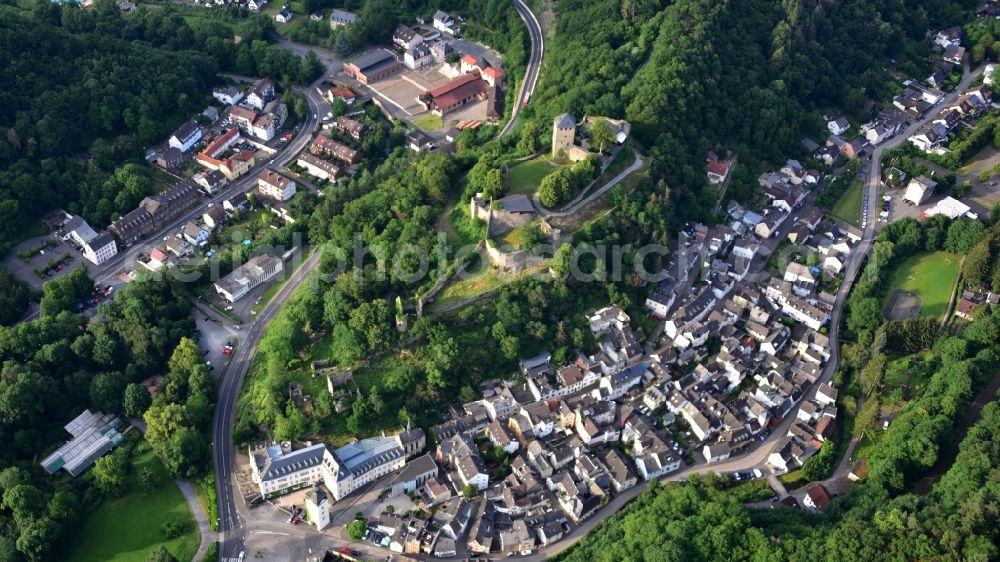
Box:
left=249, top=428, right=425, bottom=500
left=169, top=121, right=203, bottom=153
left=83, top=233, right=118, bottom=265
left=258, top=168, right=297, bottom=202
left=215, top=253, right=283, bottom=302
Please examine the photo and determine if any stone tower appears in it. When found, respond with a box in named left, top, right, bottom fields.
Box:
left=552, top=113, right=576, bottom=158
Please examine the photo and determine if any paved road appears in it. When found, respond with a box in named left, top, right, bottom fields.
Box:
left=498, top=0, right=544, bottom=138
left=176, top=478, right=214, bottom=562
left=213, top=249, right=322, bottom=561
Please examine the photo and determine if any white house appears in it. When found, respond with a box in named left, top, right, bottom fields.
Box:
left=182, top=223, right=210, bottom=246
left=903, top=176, right=936, bottom=206
left=304, top=484, right=330, bottom=530
left=213, top=86, right=244, bottom=106
left=702, top=443, right=731, bottom=464
left=82, top=233, right=118, bottom=266
left=934, top=26, right=962, bottom=49
left=169, top=121, right=202, bottom=153
left=274, top=5, right=293, bottom=23
left=258, top=169, right=297, bottom=202
left=985, top=64, right=996, bottom=86
left=827, top=117, right=850, bottom=136
left=634, top=450, right=681, bottom=480
left=433, top=10, right=458, bottom=35
left=404, top=43, right=433, bottom=70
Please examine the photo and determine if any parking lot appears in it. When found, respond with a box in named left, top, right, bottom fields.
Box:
left=3, top=233, right=101, bottom=290
left=192, top=309, right=239, bottom=377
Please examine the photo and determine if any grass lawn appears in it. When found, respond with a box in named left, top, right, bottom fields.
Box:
left=830, top=179, right=864, bottom=227
left=506, top=157, right=565, bottom=196
left=496, top=220, right=539, bottom=249
left=412, top=113, right=444, bottom=132
left=957, top=144, right=1000, bottom=176
left=429, top=262, right=548, bottom=313
left=66, top=441, right=199, bottom=562
left=882, top=251, right=961, bottom=320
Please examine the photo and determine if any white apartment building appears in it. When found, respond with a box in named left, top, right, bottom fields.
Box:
left=215, top=253, right=283, bottom=302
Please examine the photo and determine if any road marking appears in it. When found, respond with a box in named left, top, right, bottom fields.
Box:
left=250, top=529, right=289, bottom=536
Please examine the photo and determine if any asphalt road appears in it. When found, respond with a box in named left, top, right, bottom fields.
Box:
left=498, top=0, right=544, bottom=138
left=213, top=249, right=322, bottom=560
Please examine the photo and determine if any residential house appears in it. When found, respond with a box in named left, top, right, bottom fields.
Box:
left=333, top=116, right=367, bottom=140
left=246, top=79, right=276, bottom=111
left=203, top=206, right=227, bottom=229
left=943, top=45, right=965, bottom=65
left=935, top=26, right=962, bottom=49
left=213, top=85, right=244, bottom=105
left=311, top=135, right=361, bottom=165
left=393, top=24, right=424, bottom=50
left=706, top=150, right=734, bottom=184
left=433, top=10, right=458, bottom=35
left=194, top=170, right=228, bottom=194
left=297, top=153, right=341, bottom=182
left=274, top=5, right=293, bottom=23
left=903, top=176, right=937, bottom=206
left=325, top=87, right=356, bottom=105
left=169, top=121, right=202, bottom=152
left=404, top=42, right=433, bottom=69
left=827, top=117, right=850, bottom=136
left=702, top=442, right=731, bottom=463
left=258, top=168, right=297, bottom=202
left=803, top=484, right=833, bottom=510
left=909, top=122, right=949, bottom=152
left=329, top=8, right=358, bottom=28
left=82, top=233, right=118, bottom=266
left=182, top=222, right=209, bottom=247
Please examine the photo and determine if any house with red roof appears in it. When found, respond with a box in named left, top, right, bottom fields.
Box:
left=803, top=484, right=833, bottom=510
left=707, top=151, right=735, bottom=185
left=418, top=70, right=490, bottom=116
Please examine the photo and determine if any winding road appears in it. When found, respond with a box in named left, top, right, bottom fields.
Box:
left=212, top=3, right=545, bottom=560
left=498, top=0, right=544, bottom=138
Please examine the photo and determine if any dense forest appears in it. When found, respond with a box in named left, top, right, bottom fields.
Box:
left=522, top=0, right=978, bottom=218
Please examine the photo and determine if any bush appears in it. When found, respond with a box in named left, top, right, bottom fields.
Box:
left=161, top=520, right=185, bottom=539
left=347, top=518, right=367, bottom=540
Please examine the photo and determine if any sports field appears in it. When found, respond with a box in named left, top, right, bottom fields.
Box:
left=882, top=251, right=960, bottom=320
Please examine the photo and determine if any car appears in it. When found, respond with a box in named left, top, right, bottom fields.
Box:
left=339, top=547, right=352, bottom=555
left=770, top=495, right=779, bottom=502
left=223, top=348, right=232, bottom=356
left=204, top=316, right=211, bottom=321
left=202, top=349, right=210, bottom=356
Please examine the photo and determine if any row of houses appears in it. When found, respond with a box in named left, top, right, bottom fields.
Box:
left=909, top=83, right=992, bottom=153
left=425, top=309, right=689, bottom=556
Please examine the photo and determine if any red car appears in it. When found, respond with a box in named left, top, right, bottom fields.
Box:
left=338, top=547, right=351, bottom=555
left=222, top=348, right=233, bottom=356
